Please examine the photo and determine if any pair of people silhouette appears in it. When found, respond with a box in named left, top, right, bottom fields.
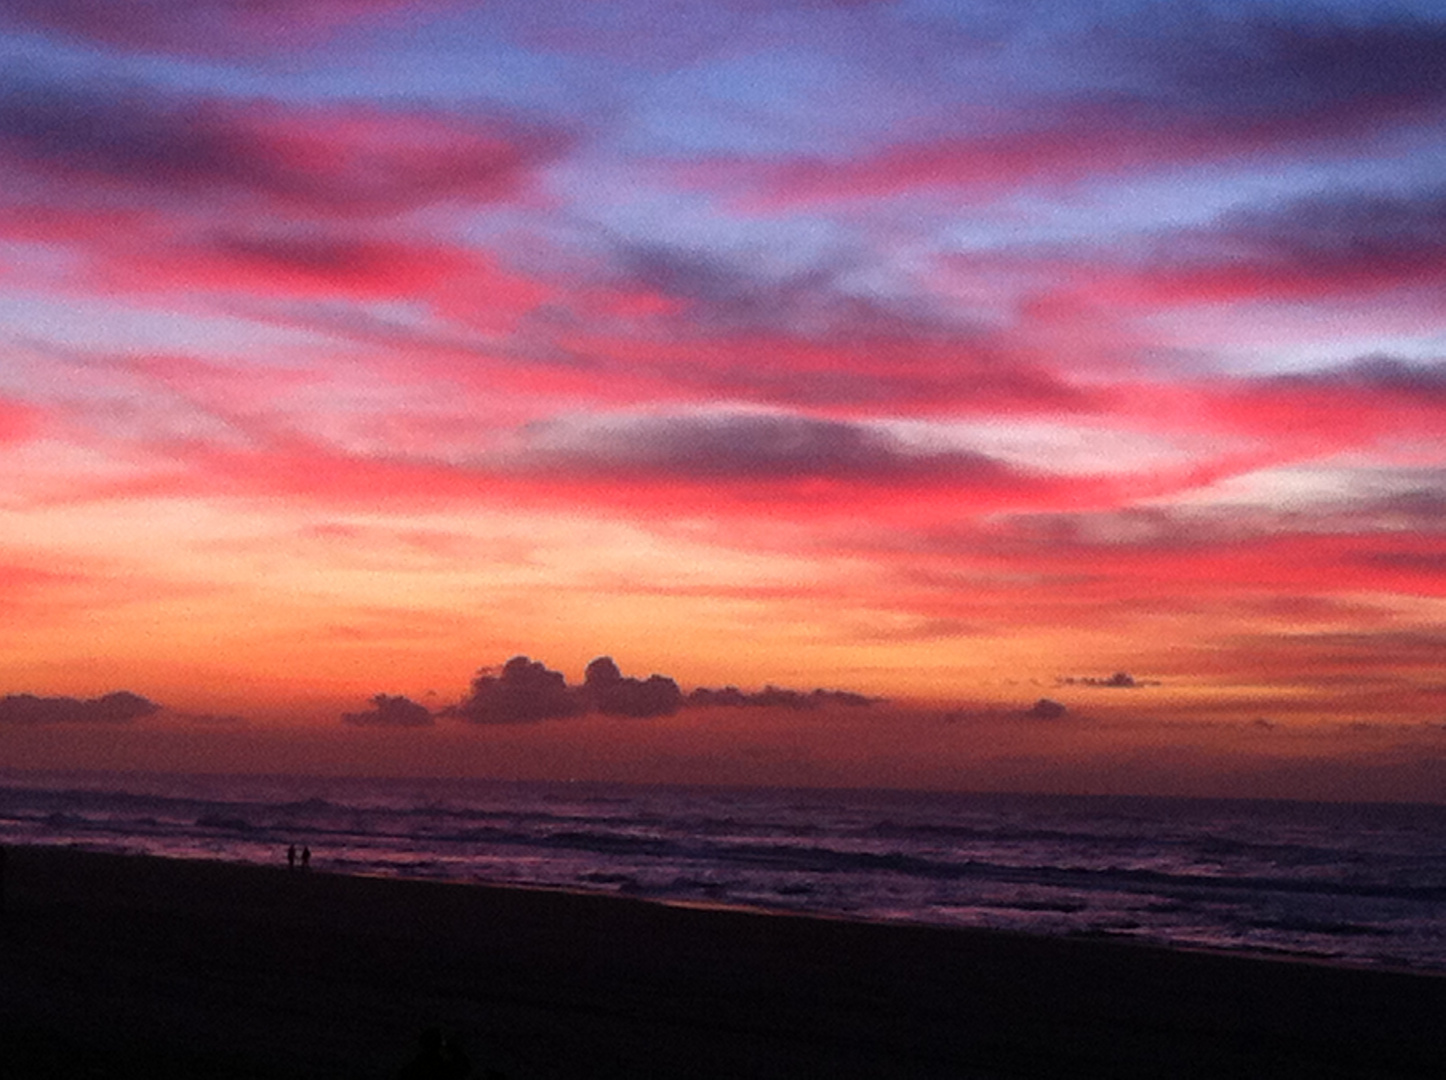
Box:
left=398, top=1027, right=475, bottom=1079
left=285, top=843, right=311, bottom=870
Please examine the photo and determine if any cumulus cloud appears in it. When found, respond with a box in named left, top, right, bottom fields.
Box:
left=1024, top=698, right=1068, bottom=719
left=341, top=693, right=434, bottom=727
left=581, top=656, right=683, bottom=718
left=451, top=656, right=584, bottom=724
left=443, top=654, right=878, bottom=723
left=0, top=690, right=160, bottom=724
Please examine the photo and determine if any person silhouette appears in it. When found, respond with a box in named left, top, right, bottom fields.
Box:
left=287, top=844, right=296, bottom=870
left=398, top=1027, right=471, bottom=1079
left=300, top=845, right=311, bottom=870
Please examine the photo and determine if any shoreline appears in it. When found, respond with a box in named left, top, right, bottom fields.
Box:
left=26, top=835, right=1446, bottom=980
left=4, top=843, right=1445, bottom=1077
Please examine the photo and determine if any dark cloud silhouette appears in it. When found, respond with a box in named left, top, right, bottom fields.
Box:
left=452, top=654, right=685, bottom=722
left=1059, top=672, right=1159, bottom=689
left=687, top=685, right=877, bottom=709
left=1024, top=698, right=1068, bottom=719
left=443, top=654, right=878, bottom=723
left=342, top=693, right=433, bottom=728
left=452, top=656, right=583, bottom=724
left=0, top=690, right=160, bottom=725
left=582, top=656, right=683, bottom=718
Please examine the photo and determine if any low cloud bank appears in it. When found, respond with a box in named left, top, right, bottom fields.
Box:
left=0, top=691, right=160, bottom=725
left=1058, top=672, right=1160, bottom=689
left=450, top=657, right=586, bottom=725
left=688, top=685, right=876, bottom=710
left=342, top=694, right=433, bottom=728
left=582, top=656, right=683, bottom=718
left=1025, top=698, right=1068, bottom=719
left=426, top=655, right=878, bottom=725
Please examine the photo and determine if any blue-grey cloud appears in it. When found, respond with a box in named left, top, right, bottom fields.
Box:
left=1117, top=11, right=1446, bottom=127
left=517, top=410, right=1016, bottom=483
left=0, top=73, right=570, bottom=218
left=1274, top=355, right=1446, bottom=402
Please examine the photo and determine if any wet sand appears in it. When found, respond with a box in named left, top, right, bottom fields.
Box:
left=2, top=844, right=1443, bottom=1078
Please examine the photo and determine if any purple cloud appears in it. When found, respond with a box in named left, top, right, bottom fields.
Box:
left=0, top=690, right=161, bottom=724
left=342, top=693, right=434, bottom=727
left=517, top=411, right=1017, bottom=484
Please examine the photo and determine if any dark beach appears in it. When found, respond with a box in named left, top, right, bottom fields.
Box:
left=2, top=845, right=1442, bottom=1078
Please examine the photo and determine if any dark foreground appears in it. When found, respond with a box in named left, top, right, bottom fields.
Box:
left=1, top=846, right=1443, bottom=1078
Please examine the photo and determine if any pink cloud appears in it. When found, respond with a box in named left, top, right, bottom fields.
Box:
left=99, top=229, right=554, bottom=323
left=0, top=560, right=85, bottom=598
left=0, top=399, right=40, bottom=444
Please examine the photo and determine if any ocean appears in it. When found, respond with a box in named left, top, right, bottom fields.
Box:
left=2, top=770, right=1444, bottom=974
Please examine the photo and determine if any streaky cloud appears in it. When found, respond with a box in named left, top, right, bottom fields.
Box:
left=0, top=690, right=160, bottom=725
left=516, top=410, right=1018, bottom=483
left=687, top=685, right=877, bottom=710
left=0, top=72, right=571, bottom=218
left=0, top=0, right=456, bottom=57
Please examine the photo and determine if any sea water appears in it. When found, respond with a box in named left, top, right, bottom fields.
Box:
left=2, top=771, right=1444, bottom=974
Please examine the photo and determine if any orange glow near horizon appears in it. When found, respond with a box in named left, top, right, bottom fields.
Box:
left=2, top=2, right=1445, bottom=799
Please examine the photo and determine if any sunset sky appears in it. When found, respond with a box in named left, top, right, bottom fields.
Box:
left=1, top=0, right=1443, bottom=798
